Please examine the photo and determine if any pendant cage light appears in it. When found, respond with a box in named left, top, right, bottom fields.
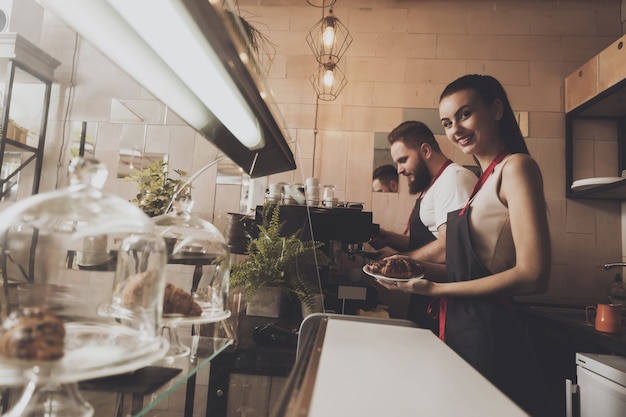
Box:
left=306, top=0, right=336, bottom=7
left=310, top=61, right=347, bottom=101
left=306, top=8, right=353, bottom=64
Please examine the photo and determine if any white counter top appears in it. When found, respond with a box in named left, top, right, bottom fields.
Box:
left=307, top=319, right=527, bottom=417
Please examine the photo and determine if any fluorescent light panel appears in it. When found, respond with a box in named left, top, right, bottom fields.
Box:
left=40, top=0, right=263, bottom=149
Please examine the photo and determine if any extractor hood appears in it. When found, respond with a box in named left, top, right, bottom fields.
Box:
left=38, top=0, right=296, bottom=178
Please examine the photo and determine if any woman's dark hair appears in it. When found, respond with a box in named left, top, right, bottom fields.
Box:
left=387, top=120, right=441, bottom=152
left=439, top=74, right=529, bottom=155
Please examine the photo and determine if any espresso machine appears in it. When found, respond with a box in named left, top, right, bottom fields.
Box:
left=250, top=204, right=380, bottom=315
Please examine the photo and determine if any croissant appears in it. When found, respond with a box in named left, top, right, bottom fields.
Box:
left=163, top=283, right=202, bottom=316
left=368, top=258, right=424, bottom=279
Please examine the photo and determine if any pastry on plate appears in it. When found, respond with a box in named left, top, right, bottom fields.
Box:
left=0, top=307, right=65, bottom=361
left=367, top=257, right=424, bottom=279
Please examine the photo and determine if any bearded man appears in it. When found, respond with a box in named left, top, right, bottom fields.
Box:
left=368, top=120, right=477, bottom=329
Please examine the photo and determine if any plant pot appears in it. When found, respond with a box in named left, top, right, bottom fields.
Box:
left=246, top=287, right=284, bottom=318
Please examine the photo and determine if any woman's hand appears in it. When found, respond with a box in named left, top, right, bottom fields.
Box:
left=375, top=276, right=434, bottom=295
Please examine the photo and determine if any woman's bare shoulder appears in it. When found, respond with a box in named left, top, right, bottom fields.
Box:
left=502, top=153, right=541, bottom=176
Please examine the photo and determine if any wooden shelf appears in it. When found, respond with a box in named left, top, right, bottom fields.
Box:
left=565, top=35, right=626, bottom=200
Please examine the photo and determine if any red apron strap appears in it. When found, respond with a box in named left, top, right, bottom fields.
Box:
left=459, top=151, right=509, bottom=216
left=427, top=297, right=449, bottom=342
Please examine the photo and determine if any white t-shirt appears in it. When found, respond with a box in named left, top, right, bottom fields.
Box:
left=419, top=163, right=478, bottom=237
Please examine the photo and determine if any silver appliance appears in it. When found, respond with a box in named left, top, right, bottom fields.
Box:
left=567, top=353, right=626, bottom=417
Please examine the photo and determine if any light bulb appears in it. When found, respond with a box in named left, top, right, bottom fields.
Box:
left=322, top=26, right=335, bottom=48
left=323, top=68, right=335, bottom=87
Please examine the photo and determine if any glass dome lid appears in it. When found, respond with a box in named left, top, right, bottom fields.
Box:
left=0, top=158, right=168, bottom=372
left=151, top=189, right=231, bottom=320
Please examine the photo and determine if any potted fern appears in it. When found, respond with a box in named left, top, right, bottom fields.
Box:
left=230, top=202, right=328, bottom=317
left=124, top=160, right=188, bottom=217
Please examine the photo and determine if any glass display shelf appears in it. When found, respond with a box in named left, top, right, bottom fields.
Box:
left=93, top=335, right=232, bottom=417
left=1, top=335, right=233, bottom=417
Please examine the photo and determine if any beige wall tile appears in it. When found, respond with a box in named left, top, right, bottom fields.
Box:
left=505, top=84, right=562, bottom=112
left=530, top=112, right=564, bottom=139
left=465, top=60, right=530, bottom=86
left=437, top=35, right=498, bottom=60
left=547, top=200, right=567, bottom=265
left=346, top=158, right=373, bottom=205
left=349, top=8, right=408, bottom=33
left=497, top=36, right=561, bottom=60
left=345, top=57, right=407, bottom=82
left=407, top=9, right=468, bottom=35
left=376, top=34, right=437, bottom=59
left=527, top=137, right=564, bottom=200
left=371, top=191, right=400, bottom=229
left=566, top=200, right=597, bottom=234
left=373, top=82, right=442, bottom=109
left=341, top=106, right=403, bottom=132
left=405, top=59, right=467, bottom=84
left=596, top=201, right=623, bottom=263
left=317, top=130, right=349, bottom=190
left=348, top=33, right=378, bottom=58
left=468, top=9, right=531, bottom=35
left=562, top=36, right=620, bottom=62
left=572, top=139, right=595, bottom=180
left=594, top=139, right=620, bottom=178
left=530, top=10, right=596, bottom=36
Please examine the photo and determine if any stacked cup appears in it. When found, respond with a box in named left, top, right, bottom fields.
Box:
left=305, top=177, right=320, bottom=207
left=322, top=185, right=338, bottom=208
left=267, top=182, right=284, bottom=203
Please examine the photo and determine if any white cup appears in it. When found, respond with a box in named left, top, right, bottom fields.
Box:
left=306, top=177, right=319, bottom=188
left=323, top=185, right=335, bottom=200
left=306, top=185, right=320, bottom=199
left=268, top=182, right=285, bottom=195
left=323, top=197, right=338, bottom=208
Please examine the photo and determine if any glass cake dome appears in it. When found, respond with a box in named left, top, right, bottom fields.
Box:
left=151, top=188, right=231, bottom=358
left=0, top=158, right=169, bottom=408
left=151, top=188, right=231, bottom=319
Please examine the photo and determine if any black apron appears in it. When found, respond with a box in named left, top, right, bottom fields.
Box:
left=443, top=206, right=551, bottom=417
left=406, top=198, right=439, bottom=333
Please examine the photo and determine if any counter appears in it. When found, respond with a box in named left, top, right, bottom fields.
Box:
left=273, top=314, right=527, bottom=417
left=517, top=302, right=626, bottom=355
left=516, top=301, right=626, bottom=416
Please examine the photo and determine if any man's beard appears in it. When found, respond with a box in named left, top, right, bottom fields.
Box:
left=408, top=159, right=432, bottom=195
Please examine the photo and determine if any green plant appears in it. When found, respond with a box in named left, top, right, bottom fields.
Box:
left=230, top=202, right=328, bottom=312
left=124, top=160, right=188, bottom=217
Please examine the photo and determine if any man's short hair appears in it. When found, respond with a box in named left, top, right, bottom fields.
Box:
left=373, top=164, right=398, bottom=185
left=387, top=120, right=441, bottom=152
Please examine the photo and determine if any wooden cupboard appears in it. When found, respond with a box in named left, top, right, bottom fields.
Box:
left=565, top=34, right=626, bottom=199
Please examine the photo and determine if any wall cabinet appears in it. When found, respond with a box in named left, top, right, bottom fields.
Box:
left=565, top=34, right=626, bottom=199
left=0, top=33, right=59, bottom=202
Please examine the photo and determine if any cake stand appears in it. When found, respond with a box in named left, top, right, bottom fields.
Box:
left=0, top=322, right=169, bottom=417
left=161, top=310, right=231, bottom=359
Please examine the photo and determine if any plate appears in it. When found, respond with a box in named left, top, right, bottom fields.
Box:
left=571, top=177, right=624, bottom=191
left=162, top=309, right=231, bottom=326
left=362, top=265, right=424, bottom=283
left=0, top=322, right=169, bottom=386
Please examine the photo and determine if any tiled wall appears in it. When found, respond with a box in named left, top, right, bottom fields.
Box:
left=34, top=0, right=626, bottom=307
left=238, top=0, right=626, bottom=304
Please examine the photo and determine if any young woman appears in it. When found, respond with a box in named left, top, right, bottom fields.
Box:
left=377, top=74, right=552, bottom=416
